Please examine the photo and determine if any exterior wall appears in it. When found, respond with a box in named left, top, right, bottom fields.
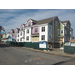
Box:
left=60, top=22, right=64, bottom=36
left=31, top=26, right=39, bottom=34
left=39, top=23, right=48, bottom=42
left=25, top=27, right=31, bottom=42
left=70, top=29, right=73, bottom=40
left=49, top=17, right=60, bottom=43
left=2, top=33, right=6, bottom=38
left=64, top=22, right=70, bottom=42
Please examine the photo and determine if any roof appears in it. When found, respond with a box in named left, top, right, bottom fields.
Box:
left=61, top=20, right=69, bottom=24
left=35, top=16, right=57, bottom=25
left=70, top=28, right=73, bottom=30
left=31, top=19, right=37, bottom=23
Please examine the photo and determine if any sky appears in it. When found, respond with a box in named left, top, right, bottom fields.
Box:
left=0, top=9, right=75, bottom=36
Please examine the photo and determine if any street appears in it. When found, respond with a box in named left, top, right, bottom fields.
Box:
left=0, top=43, right=75, bottom=65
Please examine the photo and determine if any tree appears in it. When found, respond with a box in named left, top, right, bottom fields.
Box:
left=0, top=26, right=5, bottom=34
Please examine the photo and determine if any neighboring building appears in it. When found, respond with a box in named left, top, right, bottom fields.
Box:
left=1, top=33, right=7, bottom=42
left=59, top=20, right=71, bottom=49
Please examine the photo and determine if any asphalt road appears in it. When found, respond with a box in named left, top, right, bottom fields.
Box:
left=0, top=43, right=75, bottom=65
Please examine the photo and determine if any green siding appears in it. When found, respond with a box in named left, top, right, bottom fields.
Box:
left=60, top=23, right=64, bottom=36
left=49, top=17, right=60, bottom=42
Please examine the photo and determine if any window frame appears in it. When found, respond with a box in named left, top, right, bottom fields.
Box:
left=27, top=29, right=29, bottom=33
left=42, top=27, right=45, bottom=32
left=61, top=30, right=63, bottom=34
left=26, top=36, right=29, bottom=40
left=41, top=35, right=45, bottom=40
left=20, top=32, right=22, bottom=36
left=35, top=28, right=38, bottom=33
left=20, top=38, right=22, bottom=41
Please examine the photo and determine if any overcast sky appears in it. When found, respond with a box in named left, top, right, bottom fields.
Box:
left=0, top=9, right=75, bottom=36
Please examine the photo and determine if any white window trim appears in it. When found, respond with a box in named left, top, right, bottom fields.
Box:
left=41, top=35, right=45, bottom=40
left=61, top=30, right=63, bottom=34
left=35, top=28, right=38, bottom=33
left=42, top=27, right=45, bottom=32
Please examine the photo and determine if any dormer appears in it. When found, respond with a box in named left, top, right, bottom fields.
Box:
left=20, top=24, right=25, bottom=31
left=10, top=29, right=14, bottom=34
left=26, top=18, right=37, bottom=27
left=14, top=28, right=20, bottom=33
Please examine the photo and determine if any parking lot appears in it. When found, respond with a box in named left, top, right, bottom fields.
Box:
left=0, top=43, right=75, bottom=65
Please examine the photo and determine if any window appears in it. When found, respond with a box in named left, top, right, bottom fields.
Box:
left=41, top=35, right=45, bottom=40
left=35, top=28, right=38, bottom=33
left=21, top=27, right=23, bottom=30
left=17, top=39, right=19, bottom=42
left=20, top=32, right=22, bottom=36
left=18, top=34, right=19, bottom=37
left=61, top=30, right=63, bottom=34
left=26, top=36, right=29, bottom=40
left=27, top=29, right=29, bottom=33
left=57, top=29, right=59, bottom=34
left=20, top=38, right=22, bottom=41
left=28, top=22, right=31, bottom=26
left=42, top=27, right=45, bottom=32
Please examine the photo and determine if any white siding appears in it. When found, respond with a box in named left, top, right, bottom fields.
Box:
left=39, top=24, right=48, bottom=42
left=19, top=31, right=24, bottom=42
left=25, top=27, right=31, bottom=42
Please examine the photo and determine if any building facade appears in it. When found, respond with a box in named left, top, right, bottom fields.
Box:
left=6, top=16, right=73, bottom=49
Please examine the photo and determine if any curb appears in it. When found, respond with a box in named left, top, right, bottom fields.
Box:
left=22, top=47, right=75, bottom=58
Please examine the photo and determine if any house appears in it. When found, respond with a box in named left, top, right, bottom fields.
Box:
left=1, top=33, right=7, bottom=42
left=23, top=16, right=61, bottom=48
left=8, top=16, right=73, bottom=50
left=59, top=20, right=71, bottom=48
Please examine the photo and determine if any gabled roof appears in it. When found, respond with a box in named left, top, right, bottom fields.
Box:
left=34, top=16, right=57, bottom=25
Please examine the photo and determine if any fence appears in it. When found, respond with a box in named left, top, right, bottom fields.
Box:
left=64, top=42, right=75, bottom=54
left=6, top=41, right=48, bottom=50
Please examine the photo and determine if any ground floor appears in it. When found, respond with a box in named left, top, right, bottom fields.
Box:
left=0, top=43, right=74, bottom=65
